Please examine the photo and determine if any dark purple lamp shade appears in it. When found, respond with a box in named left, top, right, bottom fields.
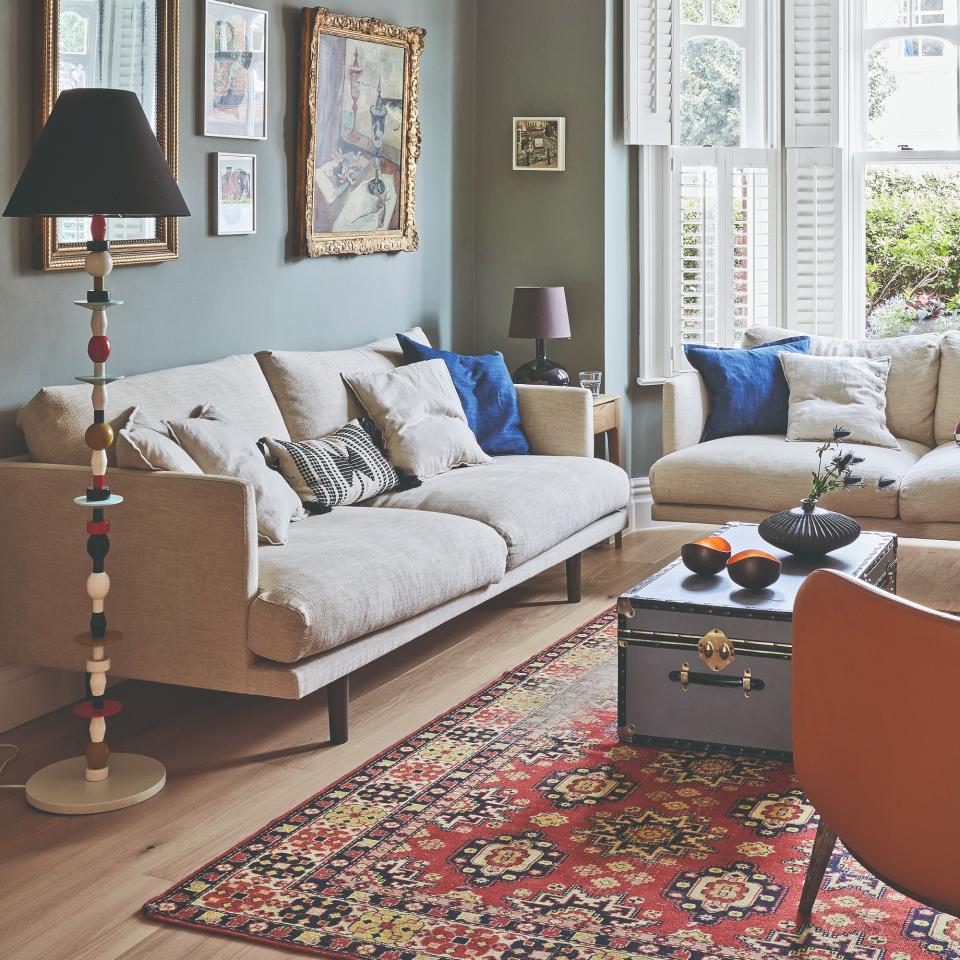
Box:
left=508, top=286, right=572, bottom=386
left=509, top=286, right=572, bottom=340
left=4, top=88, right=189, bottom=218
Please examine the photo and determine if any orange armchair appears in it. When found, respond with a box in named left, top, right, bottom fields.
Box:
left=793, top=569, right=960, bottom=919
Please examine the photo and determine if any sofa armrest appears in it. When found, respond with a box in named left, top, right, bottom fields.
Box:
left=662, top=371, right=709, bottom=455
left=516, top=385, right=594, bottom=457
left=0, top=461, right=260, bottom=693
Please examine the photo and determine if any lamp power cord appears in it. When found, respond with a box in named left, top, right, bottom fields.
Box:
left=0, top=744, right=25, bottom=789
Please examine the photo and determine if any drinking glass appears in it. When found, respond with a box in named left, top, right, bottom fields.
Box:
left=579, top=371, right=602, bottom=398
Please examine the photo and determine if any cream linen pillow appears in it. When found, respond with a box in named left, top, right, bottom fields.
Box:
left=342, top=359, right=493, bottom=480
left=115, top=406, right=203, bottom=474
left=166, top=405, right=306, bottom=545
left=780, top=352, right=899, bottom=449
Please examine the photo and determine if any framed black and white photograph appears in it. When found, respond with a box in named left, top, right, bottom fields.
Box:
left=216, top=152, right=256, bottom=235
left=513, top=117, right=565, bottom=172
left=204, top=1, right=267, bottom=140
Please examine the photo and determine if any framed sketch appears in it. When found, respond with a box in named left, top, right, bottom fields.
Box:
left=203, top=1, right=267, bottom=140
left=513, top=117, right=566, bottom=172
left=215, top=153, right=256, bottom=235
left=296, top=7, right=425, bottom=257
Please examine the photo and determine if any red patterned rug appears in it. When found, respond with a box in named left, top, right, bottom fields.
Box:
left=143, top=610, right=959, bottom=959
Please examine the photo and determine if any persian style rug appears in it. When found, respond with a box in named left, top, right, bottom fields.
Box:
left=143, top=610, right=959, bottom=959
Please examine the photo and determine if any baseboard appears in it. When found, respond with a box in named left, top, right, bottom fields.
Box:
left=0, top=662, right=82, bottom=733
left=630, top=476, right=655, bottom=530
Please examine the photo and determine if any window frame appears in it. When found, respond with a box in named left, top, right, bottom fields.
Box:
left=667, top=146, right=780, bottom=372
left=674, top=0, right=768, bottom=147
left=845, top=1, right=960, bottom=335
left=636, top=0, right=776, bottom=382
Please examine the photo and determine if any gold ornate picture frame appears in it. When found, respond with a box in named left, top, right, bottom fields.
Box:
left=296, top=7, right=424, bottom=257
left=37, top=0, right=181, bottom=271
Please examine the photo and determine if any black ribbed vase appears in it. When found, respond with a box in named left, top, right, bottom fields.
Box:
left=758, top=498, right=861, bottom=558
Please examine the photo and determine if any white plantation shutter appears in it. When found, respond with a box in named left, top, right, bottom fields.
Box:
left=729, top=152, right=777, bottom=340
left=785, top=0, right=840, bottom=147
left=671, top=148, right=777, bottom=367
left=673, top=150, right=720, bottom=350
left=786, top=148, right=844, bottom=337
left=624, top=0, right=673, bottom=145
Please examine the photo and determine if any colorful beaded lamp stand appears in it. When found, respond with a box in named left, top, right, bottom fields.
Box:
left=24, top=216, right=166, bottom=815
left=4, top=87, right=188, bottom=814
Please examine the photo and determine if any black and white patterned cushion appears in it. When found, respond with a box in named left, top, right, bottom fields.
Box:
left=259, top=419, right=416, bottom=514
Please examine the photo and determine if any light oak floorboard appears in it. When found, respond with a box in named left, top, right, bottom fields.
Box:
left=0, top=525, right=705, bottom=960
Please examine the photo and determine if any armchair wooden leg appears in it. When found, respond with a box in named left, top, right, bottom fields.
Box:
left=566, top=553, right=582, bottom=604
left=327, top=674, right=349, bottom=746
left=798, top=819, right=837, bottom=921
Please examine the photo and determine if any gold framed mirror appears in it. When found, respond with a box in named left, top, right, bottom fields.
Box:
left=37, top=0, right=180, bottom=270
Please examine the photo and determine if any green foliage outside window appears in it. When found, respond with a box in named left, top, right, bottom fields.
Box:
left=679, top=37, right=742, bottom=147
left=865, top=167, right=960, bottom=337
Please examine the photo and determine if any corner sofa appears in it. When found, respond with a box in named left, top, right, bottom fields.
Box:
left=0, top=330, right=629, bottom=742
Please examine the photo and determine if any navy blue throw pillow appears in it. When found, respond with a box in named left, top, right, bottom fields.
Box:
left=396, top=334, right=530, bottom=455
left=684, top=336, right=811, bottom=442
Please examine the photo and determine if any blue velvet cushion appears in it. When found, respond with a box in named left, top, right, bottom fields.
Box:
left=684, top=336, right=811, bottom=442
left=396, top=334, right=530, bottom=455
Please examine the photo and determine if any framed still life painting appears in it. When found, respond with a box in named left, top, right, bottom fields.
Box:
left=296, top=7, right=425, bottom=257
left=204, top=1, right=267, bottom=139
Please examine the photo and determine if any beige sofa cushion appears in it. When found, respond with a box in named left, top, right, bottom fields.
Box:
left=115, top=406, right=202, bottom=474
left=743, top=325, right=941, bottom=447
left=900, top=443, right=960, bottom=523
left=343, top=359, right=493, bottom=480
left=18, top=354, right=288, bottom=466
left=365, top=455, right=630, bottom=568
left=257, top=328, right=430, bottom=441
left=650, top=434, right=928, bottom=519
left=166, top=406, right=306, bottom=545
left=247, top=506, right=507, bottom=663
left=934, top=331, right=960, bottom=446
left=780, top=353, right=898, bottom=448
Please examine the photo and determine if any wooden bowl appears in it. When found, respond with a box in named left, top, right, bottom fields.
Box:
left=681, top=536, right=732, bottom=576
left=727, top=549, right=782, bottom=590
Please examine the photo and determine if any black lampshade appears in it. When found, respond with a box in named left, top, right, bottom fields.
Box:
left=4, top=88, right=189, bottom=218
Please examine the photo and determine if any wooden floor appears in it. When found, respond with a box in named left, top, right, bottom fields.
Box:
left=0, top=525, right=701, bottom=960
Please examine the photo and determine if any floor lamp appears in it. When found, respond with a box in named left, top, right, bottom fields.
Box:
left=4, top=88, right=190, bottom=814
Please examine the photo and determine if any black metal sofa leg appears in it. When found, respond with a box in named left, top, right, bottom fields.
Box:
left=566, top=553, right=582, bottom=603
left=328, top=674, right=350, bottom=745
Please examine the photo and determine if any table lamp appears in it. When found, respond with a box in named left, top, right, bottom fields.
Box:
left=508, top=286, right=572, bottom=385
left=4, top=88, right=190, bottom=814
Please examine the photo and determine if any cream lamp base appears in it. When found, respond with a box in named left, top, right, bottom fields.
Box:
left=25, top=754, right=165, bottom=815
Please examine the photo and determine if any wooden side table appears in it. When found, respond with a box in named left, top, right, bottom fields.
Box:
left=593, top=393, right=623, bottom=548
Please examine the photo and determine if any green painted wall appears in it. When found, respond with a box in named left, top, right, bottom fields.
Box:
left=0, top=0, right=665, bottom=474
left=0, top=0, right=477, bottom=456
left=474, top=0, right=662, bottom=477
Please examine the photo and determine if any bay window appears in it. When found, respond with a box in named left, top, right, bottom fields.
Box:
left=627, top=0, right=960, bottom=381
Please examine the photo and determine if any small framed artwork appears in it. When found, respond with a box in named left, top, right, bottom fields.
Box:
left=216, top=153, right=256, bottom=235
left=204, top=1, right=268, bottom=140
left=513, top=117, right=566, bottom=172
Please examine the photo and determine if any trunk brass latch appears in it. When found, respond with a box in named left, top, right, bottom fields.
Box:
left=679, top=661, right=690, bottom=692
left=743, top=667, right=753, bottom=699
left=698, top=629, right=735, bottom=672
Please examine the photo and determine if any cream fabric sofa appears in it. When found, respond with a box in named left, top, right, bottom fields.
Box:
left=652, top=325, right=960, bottom=539
left=0, top=330, right=629, bottom=742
